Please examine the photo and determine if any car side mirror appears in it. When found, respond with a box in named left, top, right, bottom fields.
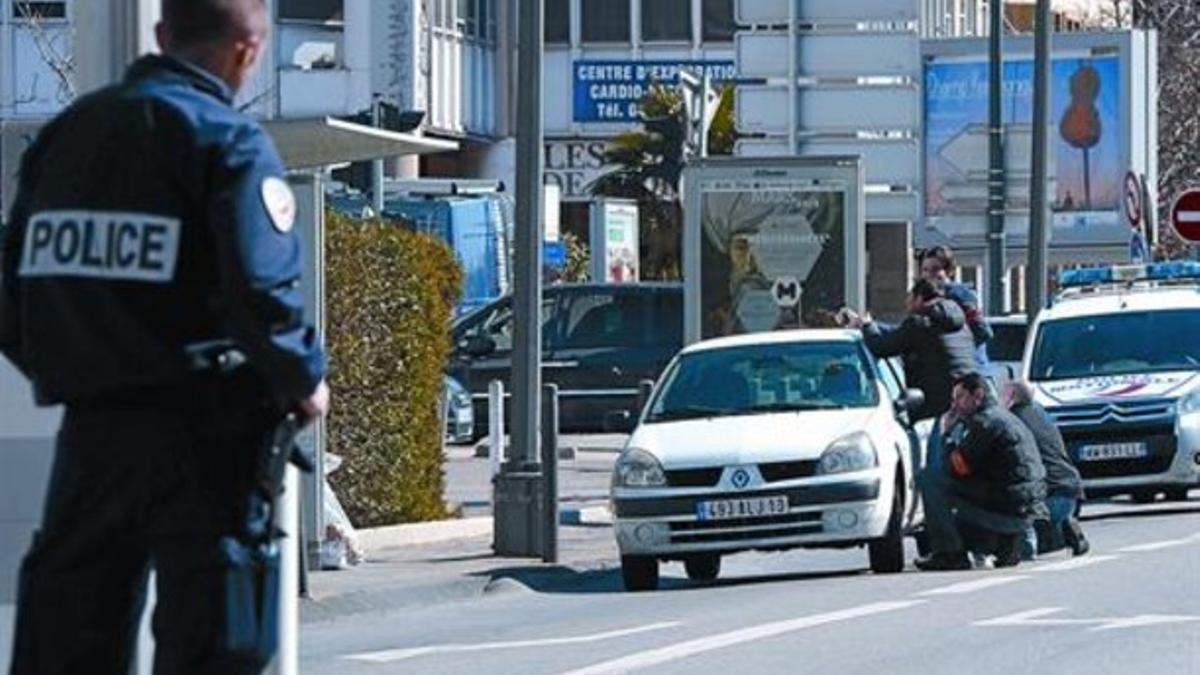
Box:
left=895, top=388, right=925, bottom=415
left=603, top=409, right=637, bottom=433
left=459, top=335, right=497, bottom=359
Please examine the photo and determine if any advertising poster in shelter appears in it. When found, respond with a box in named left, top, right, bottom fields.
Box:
left=698, top=181, right=847, bottom=339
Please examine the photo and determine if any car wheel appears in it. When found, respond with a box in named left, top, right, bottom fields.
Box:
left=621, top=555, right=659, bottom=592
left=1164, top=487, right=1190, bottom=502
left=683, top=554, right=721, bottom=582
left=1131, top=490, right=1158, bottom=504
left=869, top=487, right=905, bottom=574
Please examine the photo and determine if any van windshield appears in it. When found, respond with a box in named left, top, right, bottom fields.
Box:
left=1029, top=310, right=1200, bottom=381
left=645, top=341, right=879, bottom=423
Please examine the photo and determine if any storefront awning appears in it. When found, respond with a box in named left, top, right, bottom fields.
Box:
left=263, top=117, right=459, bottom=169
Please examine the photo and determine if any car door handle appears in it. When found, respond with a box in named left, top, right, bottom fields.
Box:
left=544, top=361, right=579, bottom=368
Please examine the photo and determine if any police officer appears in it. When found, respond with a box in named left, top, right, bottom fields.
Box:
left=1, top=1, right=328, bottom=673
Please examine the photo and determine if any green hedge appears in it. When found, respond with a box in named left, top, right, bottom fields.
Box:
left=325, top=211, right=462, bottom=527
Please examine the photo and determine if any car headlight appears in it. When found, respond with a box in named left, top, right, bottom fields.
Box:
left=1178, top=389, right=1200, bottom=415
left=613, top=448, right=666, bottom=488
left=817, top=432, right=878, bottom=475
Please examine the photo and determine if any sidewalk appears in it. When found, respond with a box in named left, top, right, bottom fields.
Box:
left=301, top=514, right=618, bottom=623
left=302, top=435, right=625, bottom=623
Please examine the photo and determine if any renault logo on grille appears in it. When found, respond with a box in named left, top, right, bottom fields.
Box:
left=731, top=468, right=751, bottom=489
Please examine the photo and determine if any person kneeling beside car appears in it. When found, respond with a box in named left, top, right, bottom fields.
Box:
left=1002, top=380, right=1090, bottom=559
left=915, top=373, right=1049, bottom=571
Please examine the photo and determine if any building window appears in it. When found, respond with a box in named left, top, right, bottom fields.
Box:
left=11, top=1, right=66, bottom=20
left=278, top=0, right=343, bottom=22
left=642, top=0, right=690, bottom=42
left=545, top=0, right=569, bottom=44
left=435, top=0, right=454, bottom=29
left=457, top=0, right=495, bottom=41
left=581, top=0, right=629, bottom=43
left=701, top=0, right=734, bottom=42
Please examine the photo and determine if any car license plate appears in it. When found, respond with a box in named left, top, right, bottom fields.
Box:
left=696, top=495, right=789, bottom=521
left=1077, top=442, right=1149, bottom=461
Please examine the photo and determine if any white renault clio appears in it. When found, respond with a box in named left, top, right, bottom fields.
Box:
left=611, top=329, right=926, bottom=591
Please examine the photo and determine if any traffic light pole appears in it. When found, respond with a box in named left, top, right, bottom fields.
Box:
left=986, top=0, right=1006, bottom=314
left=494, top=0, right=545, bottom=557
left=1027, top=0, right=1052, bottom=319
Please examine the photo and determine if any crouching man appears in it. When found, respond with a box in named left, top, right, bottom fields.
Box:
left=1003, top=380, right=1090, bottom=558
left=915, top=373, right=1049, bottom=570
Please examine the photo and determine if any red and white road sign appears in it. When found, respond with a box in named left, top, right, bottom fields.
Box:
left=1124, top=171, right=1143, bottom=227
left=1170, top=189, right=1200, bottom=244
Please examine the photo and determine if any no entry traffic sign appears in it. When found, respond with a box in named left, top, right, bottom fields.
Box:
left=1171, top=189, right=1200, bottom=244
left=1124, top=171, right=1143, bottom=227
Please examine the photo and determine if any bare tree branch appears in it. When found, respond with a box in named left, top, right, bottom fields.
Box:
left=14, top=3, right=76, bottom=103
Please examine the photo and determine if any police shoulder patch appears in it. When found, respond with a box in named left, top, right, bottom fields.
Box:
left=261, top=176, right=296, bottom=233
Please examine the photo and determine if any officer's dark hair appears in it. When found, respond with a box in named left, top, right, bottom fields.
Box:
left=919, top=245, right=957, bottom=274
left=909, top=278, right=942, bottom=302
left=954, top=372, right=989, bottom=395
left=161, top=0, right=267, bottom=47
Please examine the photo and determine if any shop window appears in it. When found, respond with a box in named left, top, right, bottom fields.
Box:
left=701, top=0, right=735, bottom=42
left=642, top=0, right=690, bottom=42
left=545, top=0, right=570, bottom=44
left=581, top=0, right=629, bottom=43
left=278, top=0, right=343, bottom=22
left=12, top=1, right=66, bottom=19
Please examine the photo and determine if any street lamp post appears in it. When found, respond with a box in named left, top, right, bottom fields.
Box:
left=494, top=0, right=546, bottom=557
left=1027, top=0, right=1053, bottom=319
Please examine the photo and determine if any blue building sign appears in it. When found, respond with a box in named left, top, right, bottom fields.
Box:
left=573, top=60, right=736, bottom=123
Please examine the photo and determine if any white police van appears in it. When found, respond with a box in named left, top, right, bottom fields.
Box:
left=1024, top=261, right=1200, bottom=502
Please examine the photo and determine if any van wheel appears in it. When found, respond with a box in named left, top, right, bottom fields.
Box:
left=621, top=555, right=659, bottom=592
left=1131, top=490, right=1158, bottom=504
left=684, top=554, right=721, bottom=582
left=869, top=488, right=905, bottom=574
left=1165, top=488, right=1190, bottom=502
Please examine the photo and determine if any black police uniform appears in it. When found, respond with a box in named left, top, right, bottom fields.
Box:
left=0, top=55, right=324, bottom=675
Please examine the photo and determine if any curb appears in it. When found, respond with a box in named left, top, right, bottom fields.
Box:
left=301, top=557, right=620, bottom=624
left=301, top=575, right=493, bottom=623
left=354, top=505, right=613, bottom=555
left=356, top=516, right=493, bottom=551
left=560, top=504, right=612, bottom=526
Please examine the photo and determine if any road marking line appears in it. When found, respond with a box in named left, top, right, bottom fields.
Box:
left=917, top=575, right=1029, bottom=596
left=346, top=622, right=682, bottom=663
left=1030, top=555, right=1118, bottom=572
left=554, top=601, right=923, bottom=675
left=1118, top=538, right=1196, bottom=553
left=974, top=606, right=1200, bottom=631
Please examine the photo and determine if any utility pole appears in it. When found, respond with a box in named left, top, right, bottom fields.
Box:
left=1026, top=0, right=1052, bottom=319
left=986, top=0, right=1006, bottom=314
left=787, top=0, right=798, bottom=155
left=494, top=0, right=545, bottom=557
left=371, top=95, right=385, bottom=217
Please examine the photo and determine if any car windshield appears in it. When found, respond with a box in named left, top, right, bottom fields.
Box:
left=1029, top=310, right=1200, bottom=381
left=645, top=340, right=879, bottom=423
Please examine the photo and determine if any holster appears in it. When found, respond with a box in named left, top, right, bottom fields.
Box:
left=217, top=409, right=313, bottom=671
left=218, top=536, right=280, bottom=669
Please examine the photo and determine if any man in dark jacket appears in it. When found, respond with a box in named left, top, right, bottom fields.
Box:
left=915, top=373, right=1049, bottom=570
left=847, top=278, right=977, bottom=421
left=1003, top=380, right=1090, bottom=557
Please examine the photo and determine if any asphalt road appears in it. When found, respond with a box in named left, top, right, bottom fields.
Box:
left=302, top=497, right=1200, bottom=675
